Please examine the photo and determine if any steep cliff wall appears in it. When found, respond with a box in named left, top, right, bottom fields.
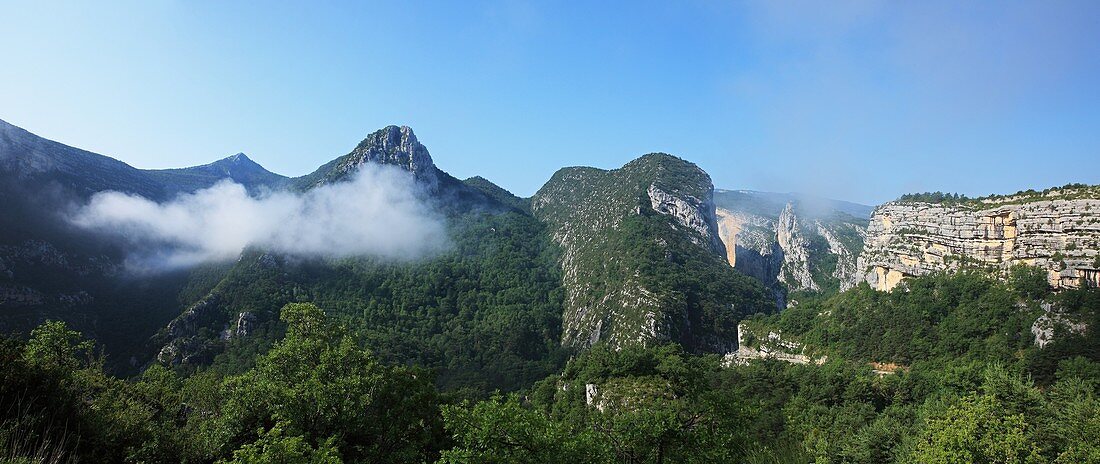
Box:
left=857, top=187, right=1100, bottom=291
left=713, top=191, right=868, bottom=300
left=715, top=207, right=783, bottom=300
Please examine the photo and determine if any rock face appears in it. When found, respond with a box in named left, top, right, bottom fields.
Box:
left=715, top=207, right=783, bottom=297
left=294, top=125, right=439, bottom=190
left=532, top=154, right=773, bottom=352
left=712, top=190, right=869, bottom=302
left=776, top=204, right=818, bottom=292
left=723, top=321, right=825, bottom=366
left=857, top=187, right=1100, bottom=291
left=646, top=183, right=725, bottom=254
left=1030, top=302, right=1088, bottom=349
left=158, top=296, right=225, bottom=365
left=291, top=125, right=503, bottom=214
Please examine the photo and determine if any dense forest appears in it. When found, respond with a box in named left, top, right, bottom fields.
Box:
left=162, top=209, right=570, bottom=397
left=3, top=268, right=1098, bottom=463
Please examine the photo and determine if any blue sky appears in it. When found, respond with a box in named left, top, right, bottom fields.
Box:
left=1, top=1, right=1097, bottom=204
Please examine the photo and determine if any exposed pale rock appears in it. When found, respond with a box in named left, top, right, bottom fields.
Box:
left=777, top=204, right=818, bottom=292
left=1031, top=303, right=1088, bottom=349
left=300, top=125, right=441, bottom=191
left=585, top=383, right=600, bottom=410
left=647, top=184, right=724, bottom=256
left=347, top=126, right=434, bottom=176
left=714, top=209, right=742, bottom=267
left=857, top=193, right=1100, bottom=291
left=220, top=311, right=257, bottom=341
left=714, top=200, right=866, bottom=302
left=723, top=322, right=825, bottom=366
left=816, top=221, right=864, bottom=289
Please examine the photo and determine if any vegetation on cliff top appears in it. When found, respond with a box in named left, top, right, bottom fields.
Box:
left=896, top=183, right=1100, bottom=207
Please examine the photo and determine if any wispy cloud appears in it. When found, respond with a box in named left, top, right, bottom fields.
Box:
left=70, top=165, right=449, bottom=271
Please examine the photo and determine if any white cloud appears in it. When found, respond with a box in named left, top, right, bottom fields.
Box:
left=70, top=165, right=449, bottom=270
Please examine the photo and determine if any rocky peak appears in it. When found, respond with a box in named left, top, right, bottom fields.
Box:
left=220, top=152, right=257, bottom=166
left=204, top=153, right=266, bottom=175
left=349, top=125, right=435, bottom=176
left=776, top=203, right=819, bottom=292
left=294, top=125, right=441, bottom=191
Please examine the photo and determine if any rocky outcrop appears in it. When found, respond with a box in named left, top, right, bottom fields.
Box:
left=857, top=187, right=1100, bottom=291
left=156, top=252, right=288, bottom=366
left=722, top=322, right=825, bottom=366
left=0, top=240, right=116, bottom=311
left=221, top=311, right=257, bottom=341
left=0, top=240, right=118, bottom=279
left=647, top=184, right=725, bottom=255
left=294, top=125, right=441, bottom=191
left=776, top=204, right=818, bottom=292
left=713, top=191, right=869, bottom=300
left=159, top=297, right=261, bottom=365
left=165, top=297, right=224, bottom=340
left=0, top=284, right=45, bottom=306
left=1030, top=302, right=1088, bottom=349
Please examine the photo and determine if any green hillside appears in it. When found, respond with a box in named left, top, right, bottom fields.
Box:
left=532, top=153, right=774, bottom=352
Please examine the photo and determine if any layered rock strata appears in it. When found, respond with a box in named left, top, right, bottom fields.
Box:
left=857, top=189, right=1100, bottom=291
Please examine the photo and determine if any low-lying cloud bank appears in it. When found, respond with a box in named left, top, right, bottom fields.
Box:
left=70, top=165, right=448, bottom=270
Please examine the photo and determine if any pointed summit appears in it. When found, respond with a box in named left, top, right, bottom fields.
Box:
left=222, top=152, right=256, bottom=165
left=204, top=152, right=272, bottom=176
left=204, top=152, right=269, bottom=175
left=348, top=125, right=435, bottom=176
left=149, top=152, right=287, bottom=194
left=293, top=125, right=439, bottom=190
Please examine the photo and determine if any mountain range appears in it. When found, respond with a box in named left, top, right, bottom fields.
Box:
left=4, top=117, right=1100, bottom=463
left=2, top=117, right=1097, bottom=389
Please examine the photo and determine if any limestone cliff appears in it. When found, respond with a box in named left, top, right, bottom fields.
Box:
left=777, top=204, right=818, bottom=292
left=857, top=186, right=1100, bottom=291
left=713, top=190, right=869, bottom=301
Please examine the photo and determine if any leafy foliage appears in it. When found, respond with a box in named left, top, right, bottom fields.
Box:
left=897, top=192, right=970, bottom=204
left=3, top=271, right=1100, bottom=463
left=169, top=210, right=569, bottom=395
left=1, top=305, right=449, bottom=463
left=441, top=272, right=1100, bottom=463
left=769, top=271, right=1040, bottom=364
